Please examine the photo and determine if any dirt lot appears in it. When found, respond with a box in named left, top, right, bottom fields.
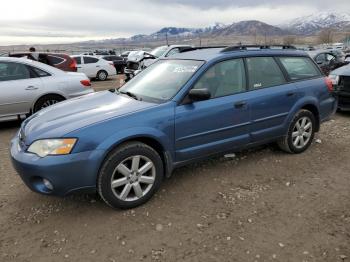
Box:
left=1, top=79, right=350, bottom=261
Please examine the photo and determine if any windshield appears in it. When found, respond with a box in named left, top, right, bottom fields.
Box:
left=118, top=59, right=204, bottom=103
left=150, top=46, right=168, bottom=57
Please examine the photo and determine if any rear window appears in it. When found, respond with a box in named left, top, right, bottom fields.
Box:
left=279, top=57, right=321, bottom=80
left=246, top=57, right=286, bottom=90
left=47, top=55, right=65, bottom=65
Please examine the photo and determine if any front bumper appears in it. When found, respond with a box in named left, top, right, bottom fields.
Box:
left=336, top=91, right=350, bottom=111
left=10, top=136, right=105, bottom=196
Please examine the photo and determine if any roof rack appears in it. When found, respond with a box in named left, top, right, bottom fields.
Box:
left=221, top=45, right=297, bottom=53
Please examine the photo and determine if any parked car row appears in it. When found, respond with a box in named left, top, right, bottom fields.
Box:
left=8, top=52, right=123, bottom=81
left=9, top=45, right=338, bottom=210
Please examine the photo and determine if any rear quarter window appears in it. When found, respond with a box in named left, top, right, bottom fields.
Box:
left=279, top=57, right=321, bottom=81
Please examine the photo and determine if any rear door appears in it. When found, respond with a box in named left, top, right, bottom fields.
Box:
left=0, top=61, right=43, bottom=117
left=175, top=58, right=251, bottom=162
left=246, top=56, right=298, bottom=142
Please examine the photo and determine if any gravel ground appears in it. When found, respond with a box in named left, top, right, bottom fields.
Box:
left=0, top=81, right=350, bottom=261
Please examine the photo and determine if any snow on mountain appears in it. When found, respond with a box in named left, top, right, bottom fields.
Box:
left=283, top=11, right=350, bottom=35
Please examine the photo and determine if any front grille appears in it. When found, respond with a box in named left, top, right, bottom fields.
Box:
left=126, top=61, right=140, bottom=71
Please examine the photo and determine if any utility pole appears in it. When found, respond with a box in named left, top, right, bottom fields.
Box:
left=166, top=32, right=169, bottom=46
left=199, top=33, right=202, bottom=47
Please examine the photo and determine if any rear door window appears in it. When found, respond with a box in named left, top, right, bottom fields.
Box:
left=84, top=57, right=99, bottom=64
left=279, top=57, right=321, bottom=81
left=246, top=57, right=286, bottom=90
left=0, top=62, right=31, bottom=81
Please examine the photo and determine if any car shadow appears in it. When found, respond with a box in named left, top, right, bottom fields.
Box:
left=0, top=120, right=21, bottom=130
left=50, top=144, right=278, bottom=211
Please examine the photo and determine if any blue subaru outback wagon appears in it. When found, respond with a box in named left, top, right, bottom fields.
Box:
left=10, top=45, right=337, bottom=209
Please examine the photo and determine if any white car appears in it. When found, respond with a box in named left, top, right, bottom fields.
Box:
left=0, top=57, right=94, bottom=122
left=72, top=55, right=116, bottom=81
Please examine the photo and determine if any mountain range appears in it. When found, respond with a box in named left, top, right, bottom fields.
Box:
left=81, top=12, right=350, bottom=45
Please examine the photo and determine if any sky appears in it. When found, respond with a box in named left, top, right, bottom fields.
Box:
left=0, top=0, right=349, bottom=45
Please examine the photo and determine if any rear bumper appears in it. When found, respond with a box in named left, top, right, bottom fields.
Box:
left=10, top=136, right=105, bottom=196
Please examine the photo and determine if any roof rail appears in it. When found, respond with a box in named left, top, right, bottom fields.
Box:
left=181, top=46, right=228, bottom=53
left=221, top=45, right=297, bottom=53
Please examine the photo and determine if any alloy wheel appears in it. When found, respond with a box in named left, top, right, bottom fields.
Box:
left=292, top=116, right=313, bottom=149
left=41, top=99, right=59, bottom=109
left=110, top=155, right=156, bottom=202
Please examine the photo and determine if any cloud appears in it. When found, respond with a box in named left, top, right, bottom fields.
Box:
left=0, top=0, right=349, bottom=45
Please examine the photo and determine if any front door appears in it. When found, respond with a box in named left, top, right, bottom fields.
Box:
left=175, top=58, right=251, bottom=162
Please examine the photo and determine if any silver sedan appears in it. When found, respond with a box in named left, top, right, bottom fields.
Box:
left=0, top=57, right=94, bottom=122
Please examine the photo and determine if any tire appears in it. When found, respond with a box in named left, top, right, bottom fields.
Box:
left=98, top=142, right=164, bottom=209
left=277, top=109, right=316, bottom=154
left=33, top=94, right=65, bottom=113
left=97, top=70, right=108, bottom=81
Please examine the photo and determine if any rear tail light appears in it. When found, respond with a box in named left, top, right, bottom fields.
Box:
left=69, top=59, right=77, bottom=72
left=80, top=79, right=91, bottom=87
left=109, top=62, right=115, bottom=67
left=325, top=77, right=333, bottom=92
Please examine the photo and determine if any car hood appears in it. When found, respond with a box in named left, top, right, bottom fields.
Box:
left=22, top=91, right=156, bottom=145
left=330, top=64, right=350, bottom=76
left=128, top=51, right=157, bottom=63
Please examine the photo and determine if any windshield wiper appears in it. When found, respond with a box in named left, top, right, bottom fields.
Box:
left=119, top=91, right=141, bottom=101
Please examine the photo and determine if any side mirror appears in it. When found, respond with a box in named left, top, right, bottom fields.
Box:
left=188, top=88, right=211, bottom=102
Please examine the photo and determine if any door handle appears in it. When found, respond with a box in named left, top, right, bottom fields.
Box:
left=25, top=86, right=38, bottom=90
left=234, top=101, right=247, bottom=108
left=96, top=66, right=100, bottom=68
left=287, top=92, right=295, bottom=97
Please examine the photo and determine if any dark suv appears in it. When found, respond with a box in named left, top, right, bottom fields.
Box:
left=9, top=52, right=77, bottom=72
left=11, top=45, right=337, bottom=209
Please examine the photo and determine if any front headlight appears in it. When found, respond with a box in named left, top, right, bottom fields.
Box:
left=27, top=138, right=77, bottom=157
left=328, top=74, right=340, bottom=85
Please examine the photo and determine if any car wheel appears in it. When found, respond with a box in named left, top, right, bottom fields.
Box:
left=33, top=94, right=65, bottom=113
left=278, top=109, right=316, bottom=154
left=97, top=70, right=108, bottom=81
left=98, top=142, right=164, bottom=209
